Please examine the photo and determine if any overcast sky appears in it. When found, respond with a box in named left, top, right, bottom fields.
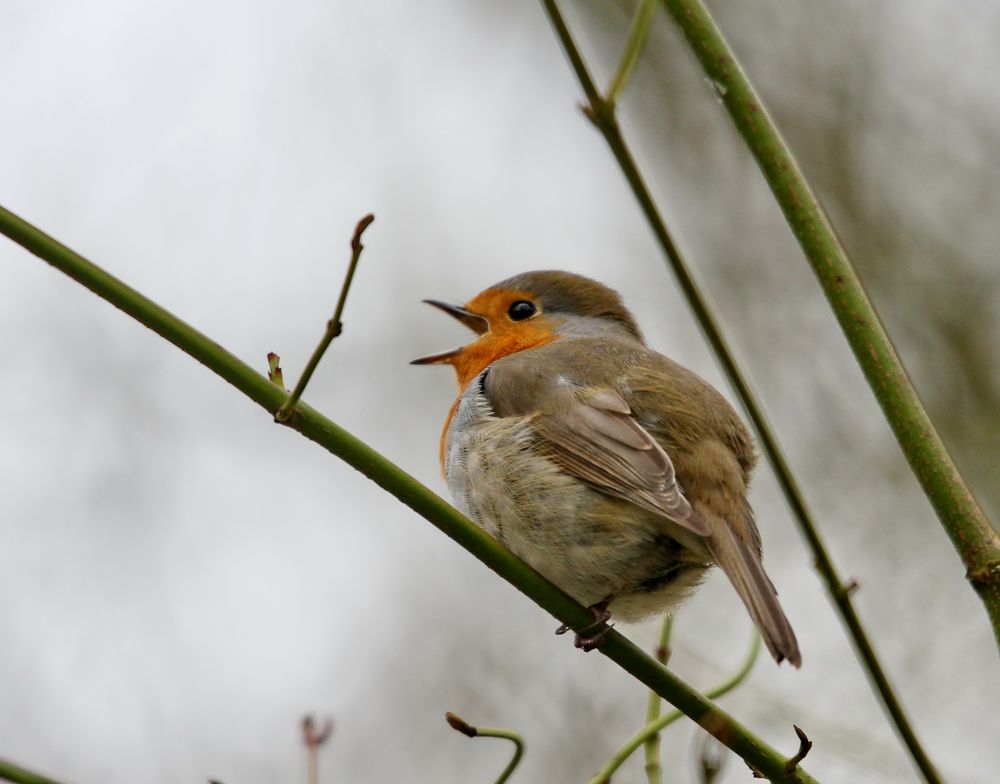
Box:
left=2, top=2, right=999, bottom=783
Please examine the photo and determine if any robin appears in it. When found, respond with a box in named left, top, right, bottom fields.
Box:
left=412, top=270, right=800, bottom=666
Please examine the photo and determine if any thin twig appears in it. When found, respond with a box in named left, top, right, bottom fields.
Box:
left=785, top=726, right=813, bottom=773
left=301, top=715, right=334, bottom=784
left=606, top=0, right=658, bottom=108
left=590, top=632, right=761, bottom=784
left=643, top=615, right=673, bottom=784
left=0, top=203, right=822, bottom=782
left=750, top=726, right=813, bottom=780
left=536, top=3, right=946, bottom=782
left=658, top=0, right=1000, bottom=653
left=446, top=712, right=524, bottom=784
left=274, top=213, right=374, bottom=423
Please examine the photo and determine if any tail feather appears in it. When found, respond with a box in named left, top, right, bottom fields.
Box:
left=706, top=525, right=801, bottom=668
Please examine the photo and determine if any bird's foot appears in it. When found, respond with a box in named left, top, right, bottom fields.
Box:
left=555, top=602, right=613, bottom=652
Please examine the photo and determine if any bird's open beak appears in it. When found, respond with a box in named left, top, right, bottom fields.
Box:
left=410, top=300, right=489, bottom=365
left=421, top=300, right=490, bottom=334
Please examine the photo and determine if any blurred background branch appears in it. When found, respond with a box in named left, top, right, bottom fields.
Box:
left=643, top=615, right=673, bottom=784
left=538, top=2, right=944, bottom=781
left=591, top=626, right=761, bottom=784
left=605, top=0, right=656, bottom=108
left=301, top=715, right=334, bottom=784
left=445, top=712, right=525, bottom=784
left=0, top=759, right=65, bottom=784
left=0, top=204, right=819, bottom=783
left=658, top=0, right=1000, bottom=649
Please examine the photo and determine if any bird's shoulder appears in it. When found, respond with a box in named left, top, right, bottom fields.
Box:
left=483, top=336, right=756, bottom=476
left=482, top=336, right=648, bottom=414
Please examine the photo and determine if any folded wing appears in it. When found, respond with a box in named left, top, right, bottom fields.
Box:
left=532, top=388, right=709, bottom=537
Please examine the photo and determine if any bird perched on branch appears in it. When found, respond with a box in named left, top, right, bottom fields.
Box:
left=413, top=271, right=800, bottom=666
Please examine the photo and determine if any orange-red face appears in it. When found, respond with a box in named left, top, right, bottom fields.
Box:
left=412, top=287, right=557, bottom=391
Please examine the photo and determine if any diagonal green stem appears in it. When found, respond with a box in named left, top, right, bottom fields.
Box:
left=274, top=213, right=374, bottom=422
left=0, top=203, right=819, bottom=783
left=606, top=0, right=658, bottom=108
left=536, top=2, right=947, bottom=782
left=592, top=632, right=761, bottom=784
left=0, top=759, right=66, bottom=784
left=658, top=0, right=1000, bottom=647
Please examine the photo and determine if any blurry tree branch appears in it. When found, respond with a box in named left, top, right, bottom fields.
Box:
left=592, top=628, right=761, bottom=784
left=643, top=616, right=673, bottom=784
left=605, top=0, right=656, bottom=108
left=445, top=712, right=524, bottom=784
left=658, top=0, right=1000, bottom=646
left=0, top=203, right=818, bottom=783
left=0, top=758, right=65, bottom=784
left=537, top=2, right=946, bottom=782
left=301, top=715, right=335, bottom=784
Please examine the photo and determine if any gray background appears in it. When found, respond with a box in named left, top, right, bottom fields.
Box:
left=2, top=1, right=998, bottom=782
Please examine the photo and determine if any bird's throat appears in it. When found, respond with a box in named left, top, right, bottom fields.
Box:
left=437, top=329, right=557, bottom=474
left=450, top=329, right=557, bottom=393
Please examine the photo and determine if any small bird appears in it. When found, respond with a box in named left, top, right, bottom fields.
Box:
left=412, top=271, right=800, bottom=666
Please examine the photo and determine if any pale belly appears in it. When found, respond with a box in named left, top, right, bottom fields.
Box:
left=443, top=384, right=709, bottom=620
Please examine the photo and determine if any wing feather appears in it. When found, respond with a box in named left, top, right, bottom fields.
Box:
left=533, top=389, right=709, bottom=536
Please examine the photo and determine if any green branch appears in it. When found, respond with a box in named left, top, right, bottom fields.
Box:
left=606, top=0, right=657, bottom=108
left=0, top=758, right=66, bottom=784
left=642, top=616, right=673, bottom=784
left=592, top=631, right=761, bottom=784
left=536, top=2, right=946, bottom=782
left=659, top=0, right=1000, bottom=645
left=446, top=713, right=525, bottom=784
left=0, top=203, right=819, bottom=782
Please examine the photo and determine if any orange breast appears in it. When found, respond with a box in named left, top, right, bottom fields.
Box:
left=438, top=325, right=557, bottom=474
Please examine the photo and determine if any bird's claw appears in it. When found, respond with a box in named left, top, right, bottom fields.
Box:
left=574, top=623, right=614, bottom=651
left=555, top=604, right=613, bottom=652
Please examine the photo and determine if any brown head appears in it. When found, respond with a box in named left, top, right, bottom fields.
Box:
left=412, top=270, right=644, bottom=390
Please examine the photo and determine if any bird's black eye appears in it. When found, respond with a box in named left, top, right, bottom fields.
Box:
left=508, top=300, right=537, bottom=321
